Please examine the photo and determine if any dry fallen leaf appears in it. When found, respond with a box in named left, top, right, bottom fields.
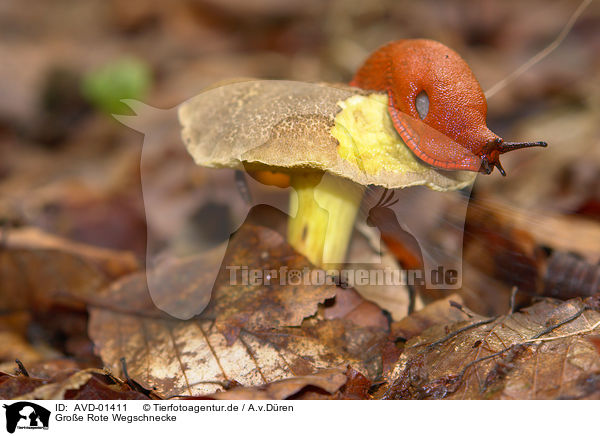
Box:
left=3, top=368, right=151, bottom=400
left=201, top=368, right=347, bottom=400
left=323, top=287, right=389, bottom=330
left=467, top=195, right=600, bottom=263
left=391, top=294, right=471, bottom=341
left=89, top=313, right=386, bottom=397
left=0, top=359, right=81, bottom=381
left=334, top=367, right=372, bottom=400
left=206, top=223, right=339, bottom=344
left=381, top=297, right=600, bottom=399
left=0, top=227, right=139, bottom=312
left=12, top=369, right=98, bottom=400
left=63, top=375, right=152, bottom=400
left=91, top=223, right=339, bottom=339
left=0, top=313, right=43, bottom=364
left=0, top=373, right=47, bottom=399
left=88, top=224, right=388, bottom=397
left=461, top=195, right=600, bottom=313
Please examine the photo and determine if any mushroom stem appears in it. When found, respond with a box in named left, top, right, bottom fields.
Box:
left=288, top=172, right=365, bottom=267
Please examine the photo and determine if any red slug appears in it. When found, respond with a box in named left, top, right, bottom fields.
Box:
left=350, top=39, right=547, bottom=176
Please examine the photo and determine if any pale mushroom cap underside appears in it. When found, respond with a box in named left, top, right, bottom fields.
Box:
left=179, top=80, right=476, bottom=191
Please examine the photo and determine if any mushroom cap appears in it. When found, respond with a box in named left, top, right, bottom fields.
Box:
left=179, top=80, right=476, bottom=191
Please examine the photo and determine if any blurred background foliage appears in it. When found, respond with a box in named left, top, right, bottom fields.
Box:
left=0, top=0, right=598, bottom=263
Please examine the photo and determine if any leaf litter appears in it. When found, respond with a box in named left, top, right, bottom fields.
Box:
left=380, top=296, right=600, bottom=399
left=88, top=223, right=389, bottom=397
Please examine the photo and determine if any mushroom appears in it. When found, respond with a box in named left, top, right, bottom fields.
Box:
left=179, top=80, right=475, bottom=267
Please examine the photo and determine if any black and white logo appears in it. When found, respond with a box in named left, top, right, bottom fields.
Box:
left=3, top=402, right=50, bottom=433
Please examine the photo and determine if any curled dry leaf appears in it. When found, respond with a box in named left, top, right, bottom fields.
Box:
left=391, top=294, right=471, bottom=341
left=381, top=298, right=600, bottom=399
left=201, top=368, right=347, bottom=400
left=5, top=368, right=151, bottom=400
left=323, top=287, right=388, bottom=330
left=335, top=367, right=372, bottom=400
left=0, top=227, right=139, bottom=312
left=12, top=369, right=98, bottom=400
left=0, top=373, right=47, bottom=399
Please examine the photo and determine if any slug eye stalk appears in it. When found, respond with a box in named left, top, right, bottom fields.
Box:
left=498, top=141, right=548, bottom=153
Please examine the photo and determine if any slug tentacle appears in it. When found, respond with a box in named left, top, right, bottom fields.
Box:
left=498, top=141, right=548, bottom=153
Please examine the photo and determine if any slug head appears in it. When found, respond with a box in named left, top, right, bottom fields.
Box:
left=352, top=39, right=547, bottom=175
left=480, top=138, right=548, bottom=176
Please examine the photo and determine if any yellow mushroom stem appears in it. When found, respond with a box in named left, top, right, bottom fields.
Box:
left=287, top=171, right=365, bottom=267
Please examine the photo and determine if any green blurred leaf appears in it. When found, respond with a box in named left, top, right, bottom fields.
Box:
left=81, top=58, right=151, bottom=115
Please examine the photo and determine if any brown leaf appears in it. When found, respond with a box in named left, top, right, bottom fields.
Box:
left=0, top=312, right=42, bottom=364
left=207, top=223, right=339, bottom=344
left=336, top=367, right=372, bottom=400
left=0, top=227, right=139, bottom=312
left=0, top=360, right=85, bottom=400
left=90, top=248, right=223, bottom=320
left=382, top=298, right=600, bottom=399
left=323, top=287, right=388, bottom=330
left=0, top=373, right=46, bottom=399
left=6, top=368, right=151, bottom=400
left=204, top=368, right=347, bottom=400
left=64, top=374, right=151, bottom=400
left=464, top=197, right=542, bottom=297
left=88, top=222, right=390, bottom=397
left=31, top=187, right=148, bottom=258
left=0, top=332, right=43, bottom=365
left=89, top=311, right=385, bottom=397
left=462, top=195, right=600, bottom=313
left=0, top=359, right=82, bottom=380
left=391, top=295, right=471, bottom=341
left=89, top=223, right=339, bottom=339
left=13, top=369, right=97, bottom=400
left=468, top=195, right=600, bottom=264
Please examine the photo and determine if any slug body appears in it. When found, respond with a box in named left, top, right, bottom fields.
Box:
left=351, top=39, right=546, bottom=175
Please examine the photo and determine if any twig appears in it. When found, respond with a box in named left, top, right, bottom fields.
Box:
left=424, top=317, right=498, bottom=350
left=407, top=285, right=416, bottom=314
left=166, top=380, right=240, bottom=399
left=456, top=345, right=522, bottom=383
left=449, top=300, right=474, bottom=318
left=119, top=357, right=131, bottom=380
left=530, top=305, right=587, bottom=339
left=523, top=318, right=600, bottom=344
left=15, top=359, right=29, bottom=377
